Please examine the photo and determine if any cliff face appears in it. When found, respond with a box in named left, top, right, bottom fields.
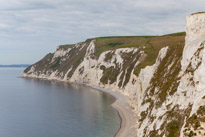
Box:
left=23, top=13, right=205, bottom=137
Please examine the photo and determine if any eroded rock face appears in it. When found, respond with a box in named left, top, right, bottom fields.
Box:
left=180, top=13, right=205, bottom=137
left=136, top=13, right=205, bottom=137
left=23, top=13, right=205, bottom=137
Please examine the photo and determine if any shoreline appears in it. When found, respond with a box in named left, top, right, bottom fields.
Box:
left=87, top=85, right=137, bottom=137
left=22, top=76, right=138, bottom=137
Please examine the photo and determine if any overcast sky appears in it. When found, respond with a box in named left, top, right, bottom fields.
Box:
left=0, top=0, right=204, bottom=64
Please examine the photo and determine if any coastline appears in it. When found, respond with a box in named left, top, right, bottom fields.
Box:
left=87, top=85, right=138, bottom=137
left=22, top=76, right=138, bottom=137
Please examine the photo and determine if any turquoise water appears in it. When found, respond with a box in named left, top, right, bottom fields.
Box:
left=0, top=68, right=120, bottom=137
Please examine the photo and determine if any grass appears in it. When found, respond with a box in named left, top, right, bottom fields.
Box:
left=163, top=32, right=186, bottom=36
left=167, top=120, right=181, bottom=137
left=58, top=44, right=75, bottom=49
left=185, top=106, right=205, bottom=130
left=94, top=36, right=155, bottom=57
left=48, top=57, right=61, bottom=69
left=100, top=66, right=121, bottom=84
left=95, top=35, right=155, bottom=39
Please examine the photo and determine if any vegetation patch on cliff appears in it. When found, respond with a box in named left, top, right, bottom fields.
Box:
left=184, top=105, right=205, bottom=137
left=94, top=36, right=155, bottom=57
left=56, top=44, right=89, bottom=78
left=143, top=35, right=185, bottom=106
left=24, top=53, right=54, bottom=73
left=58, top=44, right=75, bottom=49
left=139, top=34, right=186, bottom=137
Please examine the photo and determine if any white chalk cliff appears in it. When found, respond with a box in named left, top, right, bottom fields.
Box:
left=23, top=13, right=205, bottom=137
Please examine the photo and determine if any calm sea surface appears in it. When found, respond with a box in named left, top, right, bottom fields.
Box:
left=0, top=68, right=120, bottom=137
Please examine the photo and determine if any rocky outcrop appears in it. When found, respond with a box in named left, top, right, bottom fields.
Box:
left=23, top=13, right=205, bottom=137
left=180, top=13, right=205, bottom=137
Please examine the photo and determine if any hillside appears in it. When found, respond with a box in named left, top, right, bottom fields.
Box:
left=23, top=13, right=205, bottom=137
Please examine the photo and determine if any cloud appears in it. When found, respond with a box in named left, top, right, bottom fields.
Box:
left=0, top=0, right=205, bottom=64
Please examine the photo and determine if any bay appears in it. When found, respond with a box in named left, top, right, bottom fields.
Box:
left=0, top=68, right=120, bottom=137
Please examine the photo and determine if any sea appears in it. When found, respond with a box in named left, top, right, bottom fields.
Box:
left=0, top=68, right=120, bottom=137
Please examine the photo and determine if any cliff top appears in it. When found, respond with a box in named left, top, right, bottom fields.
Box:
left=191, top=12, right=205, bottom=15
left=58, top=32, right=185, bottom=50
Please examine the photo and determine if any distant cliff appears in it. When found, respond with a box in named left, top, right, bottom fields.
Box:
left=23, top=13, right=205, bottom=137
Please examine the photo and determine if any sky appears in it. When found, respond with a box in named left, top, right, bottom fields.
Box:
left=0, top=0, right=204, bottom=65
